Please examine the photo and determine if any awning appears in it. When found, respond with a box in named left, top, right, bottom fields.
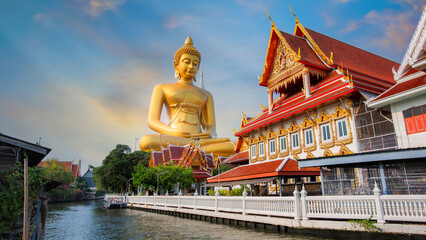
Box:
left=298, top=147, right=426, bottom=168
left=205, top=176, right=277, bottom=187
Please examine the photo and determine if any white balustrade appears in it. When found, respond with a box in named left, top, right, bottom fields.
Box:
left=110, top=186, right=426, bottom=224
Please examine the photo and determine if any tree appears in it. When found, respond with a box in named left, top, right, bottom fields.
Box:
left=93, top=144, right=150, bottom=192
left=132, top=163, right=194, bottom=194
left=0, top=163, right=44, bottom=236
left=42, top=158, right=73, bottom=184
left=212, top=164, right=231, bottom=176
left=74, top=176, right=89, bottom=192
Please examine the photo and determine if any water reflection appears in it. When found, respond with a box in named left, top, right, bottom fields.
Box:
left=41, top=201, right=330, bottom=240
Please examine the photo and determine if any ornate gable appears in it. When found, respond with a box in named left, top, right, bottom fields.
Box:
left=271, top=39, right=300, bottom=78
left=259, top=25, right=300, bottom=87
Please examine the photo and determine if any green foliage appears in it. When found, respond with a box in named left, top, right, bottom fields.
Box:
left=74, top=176, right=89, bottom=192
left=212, top=164, right=231, bottom=176
left=93, top=144, right=150, bottom=192
left=132, top=164, right=194, bottom=193
left=0, top=163, right=44, bottom=234
left=42, top=158, right=74, bottom=184
left=208, top=186, right=246, bottom=196
left=348, top=216, right=382, bottom=232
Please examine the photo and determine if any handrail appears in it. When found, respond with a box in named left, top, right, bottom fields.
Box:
left=110, top=185, right=426, bottom=224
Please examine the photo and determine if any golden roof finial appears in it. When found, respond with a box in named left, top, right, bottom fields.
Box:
left=289, top=4, right=299, bottom=24
left=264, top=7, right=276, bottom=28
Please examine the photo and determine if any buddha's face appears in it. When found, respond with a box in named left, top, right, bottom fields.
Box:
left=177, top=54, right=199, bottom=81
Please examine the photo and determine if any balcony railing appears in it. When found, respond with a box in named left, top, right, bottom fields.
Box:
left=107, top=183, right=426, bottom=223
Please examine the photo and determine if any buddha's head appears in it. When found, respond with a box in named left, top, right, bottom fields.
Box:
left=174, top=36, right=201, bottom=81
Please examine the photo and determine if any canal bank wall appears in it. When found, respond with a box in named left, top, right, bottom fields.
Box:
left=128, top=203, right=425, bottom=240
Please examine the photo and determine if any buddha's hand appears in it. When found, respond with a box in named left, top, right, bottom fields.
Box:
left=168, top=129, right=192, bottom=138
left=190, top=132, right=212, bottom=139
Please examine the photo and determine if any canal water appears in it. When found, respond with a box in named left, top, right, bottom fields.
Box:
left=41, top=200, right=332, bottom=240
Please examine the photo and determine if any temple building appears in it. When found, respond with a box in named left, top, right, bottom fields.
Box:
left=298, top=7, right=426, bottom=195
left=149, top=142, right=217, bottom=193
left=208, top=12, right=416, bottom=195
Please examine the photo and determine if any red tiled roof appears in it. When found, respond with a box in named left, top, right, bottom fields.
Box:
left=281, top=31, right=328, bottom=70
left=303, top=28, right=398, bottom=85
left=208, top=158, right=320, bottom=183
left=71, top=164, right=80, bottom=178
left=223, top=151, right=249, bottom=164
left=236, top=71, right=355, bottom=136
left=169, top=145, right=184, bottom=160
left=38, top=161, right=73, bottom=171
left=206, top=153, right=215, bottom=168
left=371, top=75, right=426, bottom=102
left=192, top=169, right=212, bottom=179
left=151, top=151, right=164, bottom=166
left=162, top=148, right=170, bottom=163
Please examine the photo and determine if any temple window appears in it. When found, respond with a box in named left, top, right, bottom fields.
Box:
left=259, top=142, right=265, bottom=157
left=279, top=136, right=287, bottom=152
left=269, top=138, right=276, bottom=155
left=304, top=128, right=314, bottom=146
left=354, top=100, right=397, bottom=152
left=403, top=104, right=426, bottom=134
left=321, top=124, right=332, bottom=142
left=291, top=132, right=300, bottom=149
left=250, top=144, right=256, bottom=159
left=336, top=118, right=349, bottom=139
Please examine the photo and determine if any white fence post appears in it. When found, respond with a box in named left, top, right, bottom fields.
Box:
left=242, top=189, right=247, bottom=215
left=373, top=182, right=385, bottom=224
left=194, top=190, right=198, bottom=210
left=145, top=191, right=148, bottom=207
left=178, top=190, right=182, bottom=209
left=301, top=185, right=308, bottom=221
left=154, top=191, right=157, bottom=206
left=215, top=190, right=220, bottom=213
left=293, top=185, right=301, bottom=220
left=165, top=191, right=169, bottom=207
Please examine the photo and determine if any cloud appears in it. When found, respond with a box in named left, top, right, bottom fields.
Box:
left=391, top=0, right=425, bottom=11
left=236, top=0, right=264, bottom=14
left=343, top=9, right=416, bottom=52
left=321, top=12, right=337, bottom=27
left=333, top=0, right=353, bottom=3
left=163, top=15, right=197, bottom=30
left=88, top=0, right=126, bottom=17
left=32, top=13, right=51, bottom=27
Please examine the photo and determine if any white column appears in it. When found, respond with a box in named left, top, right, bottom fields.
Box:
left=268, top=91, right=273, bottom=114
left=194, top=190, right=198, bottom=210
left=303, top=68, right=311, bottom=98
left=293, top=185, right=301, bottom=220
left=373, top=182, right=386, bottom=224
left=242, top=189, right=247, bottom=215
left=301, top=185, right=308, bottom=221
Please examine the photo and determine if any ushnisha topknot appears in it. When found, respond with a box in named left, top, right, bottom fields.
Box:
left=174, top=35, right=201, bottom=69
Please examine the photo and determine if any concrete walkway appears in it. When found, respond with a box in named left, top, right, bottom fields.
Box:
left=129, top=202, right=426, bottom=239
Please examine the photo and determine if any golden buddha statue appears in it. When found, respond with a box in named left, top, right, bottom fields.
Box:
left=139, top=36, right=235, bottom=157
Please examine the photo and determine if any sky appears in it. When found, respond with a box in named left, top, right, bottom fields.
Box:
left=0, top=0, right=424, bottom=173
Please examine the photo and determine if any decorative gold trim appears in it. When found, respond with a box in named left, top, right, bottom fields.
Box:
left=267, top=137, right=278, bottom=159
left=292, top=15, right=333, bottom=65
left=306, top=152, right=314, bottom=159
left=323, top=149, right=333, bottom=157
left=339, top=145, right=353, bottom=155
left=278, top=125, right=288, bottom=135
left=317, top=110, right=335, bottom=148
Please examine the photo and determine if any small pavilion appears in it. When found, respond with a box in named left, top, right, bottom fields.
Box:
left=207, top=158, right=321, bottom=196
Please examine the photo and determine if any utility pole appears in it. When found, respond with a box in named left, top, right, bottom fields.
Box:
left=23, top=158, right=29, bottom=240
left=134, top=138, right=138, bottom=152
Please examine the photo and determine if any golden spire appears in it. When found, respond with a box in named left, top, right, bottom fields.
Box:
left=185, top=35, right=193, bottom=45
